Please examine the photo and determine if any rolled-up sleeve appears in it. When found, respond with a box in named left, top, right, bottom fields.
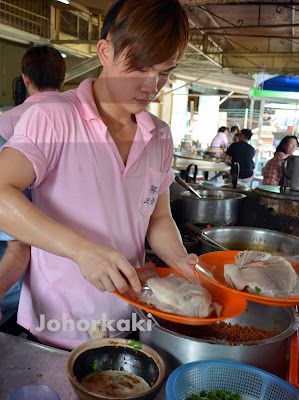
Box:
left=158, top=125, right=175, bottom=194
left=1, top=106, right=59, bottom=188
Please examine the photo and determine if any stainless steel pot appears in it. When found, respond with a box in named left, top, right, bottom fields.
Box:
left=200, top=226, right=299, bottom=257
left=179, top=190, right=246, bottom=226
left=192, top=182, right=260, bottom=227
left=136, top=302, right=298, bottom=378
left=254, top=185, right=299, bottom=237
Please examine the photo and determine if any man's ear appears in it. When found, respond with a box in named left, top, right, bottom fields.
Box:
left=22, top=73, right=31, bottom=88
left=97, top=39, right=113, bottom=67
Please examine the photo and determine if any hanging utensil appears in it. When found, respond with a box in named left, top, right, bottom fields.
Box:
left=231, top=162, right=240, bottom=190
left=185, top=163, right=198, bottom=183
left=200, top=232, right=229, bottom=251
left=183, top=221, right=229, bottom=251
left=175, top=175, right=202, bottom=199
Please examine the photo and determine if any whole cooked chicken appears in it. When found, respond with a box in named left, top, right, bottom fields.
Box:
left=136, top=263, right=219, bottom=318
left=224, top=250, right=298, bottom=298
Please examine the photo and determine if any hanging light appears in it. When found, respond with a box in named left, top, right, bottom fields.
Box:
left=56, top=0, right=70, bottom=4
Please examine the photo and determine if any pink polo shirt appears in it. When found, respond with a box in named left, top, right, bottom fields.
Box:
left=0, top=92, right=59, bottom=140
left=3, top=79, right=175, bottom=349
left=210, top=131, right=228, bottom=157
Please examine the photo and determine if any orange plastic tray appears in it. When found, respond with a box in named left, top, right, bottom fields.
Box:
left=115, top=266, right=247, bottom=325
left=196, top=251, right=299, bottom=306
left=288, top=306, right=299, bottom=389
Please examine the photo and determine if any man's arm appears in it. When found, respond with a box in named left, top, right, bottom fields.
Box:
left=0, top=240, right=30, bottom=320
left=0, top=147, right=141, bottom=294
left=224, top=154, right=231, bottom=165
left=146, top=189, right=198, bottom=280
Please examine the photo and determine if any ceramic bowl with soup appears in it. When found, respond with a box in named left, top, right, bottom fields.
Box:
left=66, top=338, right=166, bottom=400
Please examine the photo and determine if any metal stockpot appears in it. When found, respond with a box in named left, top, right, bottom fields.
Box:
left=136, top=302, right=298, bottom=378
left=179, top=190, right=246, bottom=226
left=200, top=226, right=299, bottom=257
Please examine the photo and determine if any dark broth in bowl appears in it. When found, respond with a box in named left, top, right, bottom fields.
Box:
left=81, top=370, right=150, bottom=398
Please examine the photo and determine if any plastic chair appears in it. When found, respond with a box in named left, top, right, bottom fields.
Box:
left=250, top=157, right=268, bottom=188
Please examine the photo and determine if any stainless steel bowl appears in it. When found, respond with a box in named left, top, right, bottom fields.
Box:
left=136, top=302, right=298, bottom=379
left=200, top=226, right=299, bottom=256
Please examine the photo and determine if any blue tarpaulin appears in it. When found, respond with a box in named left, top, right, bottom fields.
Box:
left=259, top=76, right=299, bottom=92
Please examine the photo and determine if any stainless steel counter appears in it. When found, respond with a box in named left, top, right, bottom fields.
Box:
left=0, top=333, right=166, bottom=400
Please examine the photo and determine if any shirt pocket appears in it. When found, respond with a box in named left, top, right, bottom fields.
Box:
left=138, top=167, right=166, bottom=218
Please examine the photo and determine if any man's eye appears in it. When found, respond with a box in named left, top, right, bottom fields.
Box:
left=160, top=72, right=170, bottom=77
left=138, top=68, right=147, bottom=73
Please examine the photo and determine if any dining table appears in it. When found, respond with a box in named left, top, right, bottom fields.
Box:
left=174, top=150, right=218, bottom=161
left=171, top=157, right=230, bottom=180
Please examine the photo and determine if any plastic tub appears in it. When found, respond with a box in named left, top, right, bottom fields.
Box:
left=10, top=384, right=60, bottom=400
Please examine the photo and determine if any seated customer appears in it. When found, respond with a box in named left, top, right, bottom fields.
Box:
left=228, top=125, right=239, bottom=146
left=224, top=128, right=256, bottom=180
left=210, top=126, right=229, bottom=157
left=263, top=135, right=299, bottom=186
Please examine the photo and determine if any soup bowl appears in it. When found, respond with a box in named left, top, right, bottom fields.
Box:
left=66, top=338, right=166, bottom=400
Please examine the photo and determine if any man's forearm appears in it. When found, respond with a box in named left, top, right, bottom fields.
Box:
left=0, top=240, right=30, bottom=302
left=0, top=186, right=89, bottom=264
left=147, top=214, right=188, bottom=268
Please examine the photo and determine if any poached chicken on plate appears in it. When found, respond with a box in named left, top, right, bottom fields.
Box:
left=224, top=250, right=298, bottom=298
left=136, top=263, right=221, bottom=318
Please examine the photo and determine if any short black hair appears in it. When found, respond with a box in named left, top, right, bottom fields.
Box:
left=22, top=45, right=66, bottom=91
left=218, top=126, right=228, bottom=133
left=100, top=0, right=127, bottom=40
left=231, top=126, right=239, bottom=133
left=240, top=128, right=253, bottom=140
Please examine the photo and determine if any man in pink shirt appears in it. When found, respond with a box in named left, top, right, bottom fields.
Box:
left=0, top=0, right=197, bottom=349
left=0, top=45, right=66, bottom=140
left=0, top=45, right=65, bottom=333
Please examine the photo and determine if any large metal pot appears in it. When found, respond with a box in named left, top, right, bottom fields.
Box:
left=193, top=182, right=259, bottom=227
left=179, top=190, right=246, bottom=226
left=254, top=185, right=299, bottom=237
left=136, top=302, right=298, bottom=378
left=200, top=226, right=299, bottom=257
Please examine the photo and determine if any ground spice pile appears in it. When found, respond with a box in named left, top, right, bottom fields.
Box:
left=157, top=319, right=281, bottom=343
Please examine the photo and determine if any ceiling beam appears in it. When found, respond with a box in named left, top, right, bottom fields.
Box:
left=187, top=42, right=222, bottom=68
left=65, top=55, right=101, bottom=82
left=193, top=23, right=299, bottom=31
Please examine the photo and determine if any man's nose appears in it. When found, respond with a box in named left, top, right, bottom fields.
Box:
left=141, top=73, right=159, bottom=94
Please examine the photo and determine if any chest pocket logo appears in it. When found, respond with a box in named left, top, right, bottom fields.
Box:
left=138, top=168, right=166, bottom=218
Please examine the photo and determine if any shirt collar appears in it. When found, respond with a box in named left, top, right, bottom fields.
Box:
left=78, top=78, right=156, bottom=136
left=76, top=78, right=99, bottom=121
left=25, top=91, right=59, bottom=103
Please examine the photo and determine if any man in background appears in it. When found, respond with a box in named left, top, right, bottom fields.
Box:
left=224, top=128, right=256, bottom=181
left=0, top=45, right=66, bottom=140
left=0, top=45, right=66, bottom=331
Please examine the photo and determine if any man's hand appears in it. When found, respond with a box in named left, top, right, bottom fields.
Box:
left=75, top=241, right=141, bottom=294
left=175, top=253, right=199, bottom=281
